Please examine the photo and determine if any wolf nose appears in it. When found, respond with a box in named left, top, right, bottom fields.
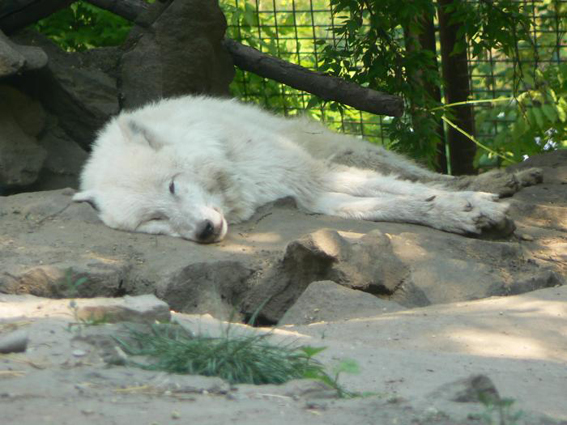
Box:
left=196, top=220, right=216, bottom=243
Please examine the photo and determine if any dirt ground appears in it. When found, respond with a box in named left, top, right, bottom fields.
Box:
left=1, top=286, right=566, bottom=425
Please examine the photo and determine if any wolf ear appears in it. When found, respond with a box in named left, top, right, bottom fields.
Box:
left=73, top=190, right=100, bottom=212
left=118, top=117, right=163, bottom=150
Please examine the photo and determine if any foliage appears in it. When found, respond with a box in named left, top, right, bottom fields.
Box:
left=56, top=268, right=88, bottom=297
left=222, top=0, right=386, bottom=145
left=475, top=63, right=567, bottom=168
left=116, top=322, right=340, bottom=387
left=477, top=394, right=524, bottom=425
left=223, top=0, right=567, bottom=170
left=33, top=1, right=132, bottom=52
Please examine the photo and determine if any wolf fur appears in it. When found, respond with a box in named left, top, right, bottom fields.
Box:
left=74, top=95, right=511, bottom=243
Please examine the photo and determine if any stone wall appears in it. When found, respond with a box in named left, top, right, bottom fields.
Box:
left=0, top=0, right=234, bottom=194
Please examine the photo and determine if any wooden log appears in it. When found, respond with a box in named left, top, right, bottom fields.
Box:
left=223, top=39, right=404, bottom=117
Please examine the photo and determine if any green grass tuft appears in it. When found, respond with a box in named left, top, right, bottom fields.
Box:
left=115, top=323, right=336, bottom=387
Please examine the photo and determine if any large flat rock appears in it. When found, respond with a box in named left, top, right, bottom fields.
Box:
left=0, top=151, right=566, bottom=323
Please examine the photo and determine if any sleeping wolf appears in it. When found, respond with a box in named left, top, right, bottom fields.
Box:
left=74, top=96, right=523, bottom=243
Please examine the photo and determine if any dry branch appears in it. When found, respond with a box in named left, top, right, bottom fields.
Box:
left=223, top=39, right=404, bottom=117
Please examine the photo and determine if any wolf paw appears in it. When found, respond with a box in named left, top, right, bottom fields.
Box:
left=515, top=167, right=543, bottom=187
left=428, top=192, right=512, bottom=236
left=450, top=167, right=543, bottom=198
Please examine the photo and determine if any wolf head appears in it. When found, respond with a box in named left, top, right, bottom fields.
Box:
left=74, top=117, right=229, bottom=244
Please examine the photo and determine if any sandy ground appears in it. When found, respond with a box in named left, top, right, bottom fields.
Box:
left=1, top=285, right=566, bottom=425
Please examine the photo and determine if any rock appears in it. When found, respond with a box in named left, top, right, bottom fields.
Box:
left=156, top=261, right=254, bottom=321
left=0, top=262, right=129, bottom=299
left=0, top=84, right=46, bottom=137
left=0, top=85, right=46, bottom=189
left=508, top=149, right=567, bottom=184
left=430, top=374, right=501, bottom=404
left=0, top=190, right=130, bottom=297
left=0, top=30, right=24, bottom=77
left=0, top=330, right=28, bottom=353
left=120, top=0, right=234, bottom=109
left=245, top=229, right=411, bottom=323
left=509, top=199, right=567, bottom=233
left=74, top=294, right=171, bottom=323
left=0, top=29, right=47, bottom=78
left=0, top=150, right=565, bottom=324
left=386, top=231, right=559, bottom=307
left=278, top=280, right=405, bottom=325
left=12, top=31, right=120, bottom=150
left=280, top=379, right=338, bottom=400
left=34, top=116, right=88, bottom=191
left=487, top=269, right=564, bottom=297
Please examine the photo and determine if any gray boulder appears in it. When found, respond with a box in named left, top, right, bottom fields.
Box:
left=279, top=280, right=405, bottom=326
left=12, top=31, right=120, bottom=150
left=0, top=29, right=47, bottom=78
left=120, top=0, right=234, bottom=109
left=0, top=85, right=46, bottom=189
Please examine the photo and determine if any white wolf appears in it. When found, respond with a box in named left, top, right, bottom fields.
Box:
left=74, top=95, right=511, bottom=244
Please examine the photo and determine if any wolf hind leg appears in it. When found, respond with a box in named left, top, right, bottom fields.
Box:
left=323, top=165, right=446, bottom=198
left=307, top=191, right=431, bottom=222
left=307, top=191, right=511, bottom=235
left=323, top=166, right=502, bottom=213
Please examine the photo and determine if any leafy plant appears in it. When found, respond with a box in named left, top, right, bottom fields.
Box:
left=477, top=394, right=524, bottom=425
left=475, top=63, right=567, bottom=167
left=33, top=1, right=132, bottom=52
left=115, top=322, right=340, bottom=387
left=224, top=0, right=566, bottom=170
left=57, top=268, right=88, bottom=297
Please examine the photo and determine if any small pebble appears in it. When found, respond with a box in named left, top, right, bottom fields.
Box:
left=0, top=331, right=28, bottom=354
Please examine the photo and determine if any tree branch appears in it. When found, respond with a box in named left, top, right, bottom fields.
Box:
left=222, top=39, right=404, bottom=117
left=84, top=0, right=150, bottom=23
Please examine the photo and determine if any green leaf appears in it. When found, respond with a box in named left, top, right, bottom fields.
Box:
left=512, top=116, right=527, bottom=139
left=558, top=99, right=567, bottom=123
left=541, top=104, right=558, bottom=123
left=334, top=359, right=360, bottom=375
left=300, top=346, right=327, bottom=358
left=530, top=107, right=545, bottom=129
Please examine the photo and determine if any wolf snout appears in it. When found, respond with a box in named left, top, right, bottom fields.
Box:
left=195, top=219, right=226, bottom=243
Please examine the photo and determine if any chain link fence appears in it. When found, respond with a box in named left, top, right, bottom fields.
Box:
left=221, top=0, right=567, bottom=148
